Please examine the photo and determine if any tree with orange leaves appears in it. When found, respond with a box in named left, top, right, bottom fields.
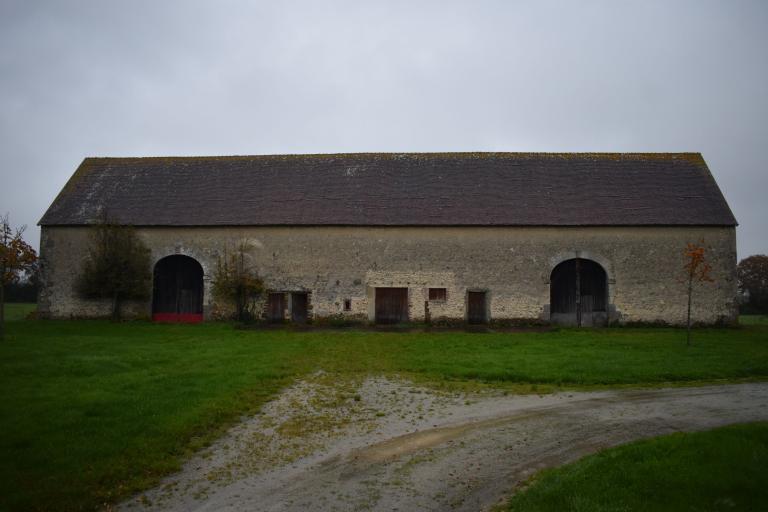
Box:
left=683, top=241, right=714, bottom=346
left=0, top=214, right=38, bottom=340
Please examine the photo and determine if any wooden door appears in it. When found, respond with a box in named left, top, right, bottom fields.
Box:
left=375, top=288, right=408, bottom=324
left=291, top=293, right=308, bottom=323
left=267, top=293, right=285, bottom=322
left=152, top=255, right=204, bottom=323
left=550, top=258, right=608, bottom=327
left=467, top=291, right=487, bottom=324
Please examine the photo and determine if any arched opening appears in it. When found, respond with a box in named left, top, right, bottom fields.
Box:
left=550, top=258, right=608, bottom=327
left=152, top=255, right=204, bottom=323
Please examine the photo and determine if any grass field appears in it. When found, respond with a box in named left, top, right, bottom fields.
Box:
left=741, top=314, right=768, bottom=325
left=503, top=422, right=768, bottom=512
left=1, top=308, right=767, bottom=510
left=3, top=302, right=36, bottom=321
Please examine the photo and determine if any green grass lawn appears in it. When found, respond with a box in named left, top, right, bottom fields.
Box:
left=503, top=422, right=768, bottom=512
left=1, top=310, right=767, bottom=510
left=3, top=302, right=36, bottom=321
left=740, top=314, right=768, bottom=325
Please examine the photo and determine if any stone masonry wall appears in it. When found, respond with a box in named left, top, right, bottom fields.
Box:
left=38, top=226, right=738, bottom=325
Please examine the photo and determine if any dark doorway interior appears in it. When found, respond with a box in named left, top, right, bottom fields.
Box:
left=267, top=293, right=286, bottom=322
left=375, top=287, right=409, bottom=324
left=467, top=291, right=488, bottom=324
left=550, top=258, right=608, bottom=326
left=152, top=255, right=204, bottom=323
left=291, top=292, right=309, bottom=323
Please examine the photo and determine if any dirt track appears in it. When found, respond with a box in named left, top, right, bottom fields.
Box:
left=120, top=378, right=768, bottom=512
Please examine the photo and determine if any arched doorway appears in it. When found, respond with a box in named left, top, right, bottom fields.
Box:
left=550, top=258, right=608, bottom=327
left=152, top=255, right=204, bottom=323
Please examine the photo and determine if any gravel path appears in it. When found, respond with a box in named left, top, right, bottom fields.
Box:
left=120, top=378, right=768, bottom=512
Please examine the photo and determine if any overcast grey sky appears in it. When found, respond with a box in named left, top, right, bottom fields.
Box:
left=1, top=0, right=766, bottom=257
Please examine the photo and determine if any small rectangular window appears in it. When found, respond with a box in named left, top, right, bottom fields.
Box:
left=428, top=288, right=447, bottom=301
left=343, top=299, right=352, bottom=311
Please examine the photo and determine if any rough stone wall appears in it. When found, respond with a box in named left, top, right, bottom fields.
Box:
left=38, top=225, right=738, bottom=325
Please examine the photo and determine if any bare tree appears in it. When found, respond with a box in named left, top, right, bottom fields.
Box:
left=212, top=240, right=265, bottom=322
left=0, top=214, right=38, bottom=339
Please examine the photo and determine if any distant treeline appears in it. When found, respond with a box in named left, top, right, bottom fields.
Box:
left=740, top=302, right=768, bottom=315
left=4, top=281, right=37, bottom=303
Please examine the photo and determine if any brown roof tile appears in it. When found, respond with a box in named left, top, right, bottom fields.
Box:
left=39, top=152, right=737, bottom=227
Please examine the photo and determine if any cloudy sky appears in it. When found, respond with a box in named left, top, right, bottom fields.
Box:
left=1, top=0, right=766, bottom=256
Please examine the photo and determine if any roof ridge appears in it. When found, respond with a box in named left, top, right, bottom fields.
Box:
left=80, top=153, right=708, bottom=169
left=82, top=152, right=703, bottom=160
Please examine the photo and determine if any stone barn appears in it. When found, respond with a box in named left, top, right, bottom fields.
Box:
left=38, top=153, right=738, bottom=326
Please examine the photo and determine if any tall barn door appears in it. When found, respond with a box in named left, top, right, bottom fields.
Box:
left=375, top=288, right=409, bottom=324
left=267, top=293, right=286, bottom=322
left=152, top=255, right=204, bottom=323
left=550, top=258, right=608, bottom=327
left=467, top=291, right=488, bottom=324
left=291, top=292, right=308, bottom=323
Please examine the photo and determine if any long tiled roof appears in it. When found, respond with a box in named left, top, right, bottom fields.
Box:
left=39, top=153, right=737, bottom=227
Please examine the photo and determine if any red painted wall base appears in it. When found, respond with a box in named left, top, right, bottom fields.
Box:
left=152, top=313, right=203, bottom=323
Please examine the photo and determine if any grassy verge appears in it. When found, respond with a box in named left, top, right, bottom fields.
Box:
left=3, top=302, right=36, bottom=321
left=502, top=422, right=768, bottom=512
left=741, top=314, right=768, bottom=325
left=0, top=313, right=766, bottom=510
left=1, top=319, right=305, bottom=511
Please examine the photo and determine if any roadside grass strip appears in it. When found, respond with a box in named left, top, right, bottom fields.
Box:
left=503, top=422, right=768, bottom=512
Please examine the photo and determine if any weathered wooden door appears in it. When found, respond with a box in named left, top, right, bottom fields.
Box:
left=291, top=292, right=308, bottom=323
left=375, top=288, right=409, bottom=324
left=467, top=291, right=487, bottom=324
left=152, top=255, right=204, bottom=323
left=267, top=293, right=285, bottom=322
left=550, top=258, right=608, bottom=327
